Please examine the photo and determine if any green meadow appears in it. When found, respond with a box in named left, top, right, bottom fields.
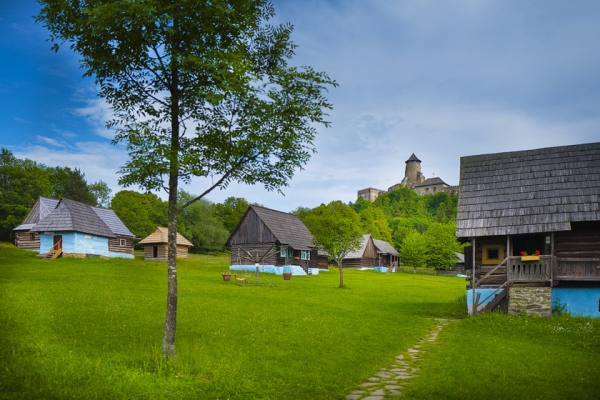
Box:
left=1, top=243, right=599, bottom=399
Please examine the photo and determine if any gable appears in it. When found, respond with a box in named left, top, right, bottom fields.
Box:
left=227, top=205, right=314, bottom=250
left=457, top=142, right=600, bottom=238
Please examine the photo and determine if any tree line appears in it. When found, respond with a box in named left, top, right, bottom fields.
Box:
left=0, top=148, right=248, bottom=251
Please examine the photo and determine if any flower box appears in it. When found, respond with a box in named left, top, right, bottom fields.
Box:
left=521, top=255, right=540, bottom=261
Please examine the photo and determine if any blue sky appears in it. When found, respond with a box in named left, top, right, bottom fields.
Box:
left=2, top=0, right=600, bottom=212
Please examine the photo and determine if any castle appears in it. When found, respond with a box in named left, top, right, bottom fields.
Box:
left=357, top=153, right=458, bottom=201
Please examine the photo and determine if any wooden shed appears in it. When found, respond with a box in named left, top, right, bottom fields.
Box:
left=226, top=205, right=317, bottom=271
left=318, top=234, right=382, bottom=269
left=138, top=227, right=193, bottom=261
left=14, top=197, right=135, bottom=259
left=457, top=142, right=600, bottom=317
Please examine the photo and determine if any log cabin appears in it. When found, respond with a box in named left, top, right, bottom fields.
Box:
left=14, top=197, right=135, bottom=259
left=457, top=142, right=600, bottom=317
left=138, top=227, right=193, bottom=261
left=226, top=205, right=317, bottom=271
left=318, top=234, right=398, bottom=270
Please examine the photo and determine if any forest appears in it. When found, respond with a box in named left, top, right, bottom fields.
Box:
left=1, top=148, right=463, bottom=267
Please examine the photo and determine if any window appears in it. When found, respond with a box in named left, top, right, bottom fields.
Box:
left=280, top=246, right=287, bottom=258
left=120, top=238, right=126, bottom=247
left=301, top=250, right=310, bottom=260
left=482, top=244, right=504, bottom=265
left=29, top=233, right=36, bottom=241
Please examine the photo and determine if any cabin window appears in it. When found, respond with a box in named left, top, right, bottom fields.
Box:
left=280, top=247, right=293, bottom=258
left=29, top=233, right=36, bottom=241
left=120, top=238, right=126, bottom=247
left=301, top=250, right=310, bottom=260
left=482, top=244, right=504, bottom=265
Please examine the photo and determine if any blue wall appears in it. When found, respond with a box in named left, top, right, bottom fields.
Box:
left=40, top=232, right=133, bottom=259
left=552, top=288, right=600, bottom=318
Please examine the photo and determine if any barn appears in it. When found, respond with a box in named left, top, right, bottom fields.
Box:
left=457, top=142, right=600, bottom=317
left=14, top=197, right=135, bottom=259
left=138, top=227, right=193, bottom=261
left=226, top=205, right=317, bottom=271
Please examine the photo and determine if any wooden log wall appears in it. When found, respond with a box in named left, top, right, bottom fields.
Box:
left=108, top=236, right=134, bottom=255
left=16, top=232, right=40, bottom=251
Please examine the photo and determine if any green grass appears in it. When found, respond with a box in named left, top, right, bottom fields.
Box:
left=3, top=243, right=598, bottom=399
left=402, top=312, right=600, bottom=400
left=0, top=243, right=464, bottom=399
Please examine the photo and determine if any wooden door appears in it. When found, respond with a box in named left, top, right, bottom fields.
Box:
left=53, top=235, right=62, bottom=251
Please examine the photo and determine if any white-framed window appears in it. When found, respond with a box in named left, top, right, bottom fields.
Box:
left=300, top=250, right=310, bottom=260
left=280, top=246, right=287, bottom=258
left=120, top=238, right=126, bottom=247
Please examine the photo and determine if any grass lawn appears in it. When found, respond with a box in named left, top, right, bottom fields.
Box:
left=2, top=243, right=599, bottom=399
left=0, top=243, right=464, bottom=399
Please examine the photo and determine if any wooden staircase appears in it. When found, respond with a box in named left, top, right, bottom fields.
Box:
left=42, top=240, right=62, bottom=260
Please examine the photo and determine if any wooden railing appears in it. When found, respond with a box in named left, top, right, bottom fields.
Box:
left=507, top=255, right=552, bottom=282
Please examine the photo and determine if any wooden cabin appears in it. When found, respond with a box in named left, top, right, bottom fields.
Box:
left=138, top=227, right=193, bottom=261
left=318, top=234, right=394, bottom=269
left=14, top=197, right=135, bottom=259
left=457, top=142, right=600, bottom=317
left=226, top=205, right=317, bottom=270
left=373, top=238, right=400, bottom=269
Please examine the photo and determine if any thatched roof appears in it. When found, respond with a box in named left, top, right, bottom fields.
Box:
left=30, top=198, right=115, bottom=238
left=456, top=142, right=600, bottom=238
left=138, top=227, right=193, bottom=247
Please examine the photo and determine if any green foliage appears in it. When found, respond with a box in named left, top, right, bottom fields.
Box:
left=304, top=201, right=363, bottom=287
left=0, top=148, right=98, bottom=242
left=88, top=180, right=112, bottom=207
left=399, top=231, right=428, bottom=268
left=111, top=190, right=168, bottom=240
left=358, top=206, right=393, bottom=243
left=177, top=191, right=229, bottom=252
left=47, top=166, right=96, bottom=205
left=211, top=196, right=249, bottom=233
left=423, top=222, right=464, bottom=270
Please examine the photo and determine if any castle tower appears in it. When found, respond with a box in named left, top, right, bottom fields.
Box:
left=404, top=153, right=425, bottom=187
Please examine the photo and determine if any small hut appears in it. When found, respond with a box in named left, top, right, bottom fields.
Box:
left=138, top=227, right=193, bottom=261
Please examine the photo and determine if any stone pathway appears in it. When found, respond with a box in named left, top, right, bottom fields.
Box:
left=344, top=318, right=456, bottom=399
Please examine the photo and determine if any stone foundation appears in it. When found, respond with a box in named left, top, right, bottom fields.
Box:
left=508, top=286, right=552, bottom=318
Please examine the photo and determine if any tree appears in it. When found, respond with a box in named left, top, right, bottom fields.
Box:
left=303, top=201, right=363, bottom=288
left=178, top=191, right=229, bottom=252
left=48, top=166, right=96, bottom=205
left=358, top=206, right=393, bottom=243
left=399, top=231, right=428, bottom=269
left=37, top=0, right=336, bottom=359
left=212, top=196, right=249, bottom=233
left=0, top=149, right=52, bottom=242
left=111, top=190, right=167, bottom=240
left=88, top=180, right=112, bottom=208
left=423, top=222, right=464, bottom=270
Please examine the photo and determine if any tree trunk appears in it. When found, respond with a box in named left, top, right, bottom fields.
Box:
left=163, top=19, right=180, bottom=358
left=338, top=259, right=344, bottom=288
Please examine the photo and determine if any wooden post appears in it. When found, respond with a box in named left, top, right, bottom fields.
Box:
left=472, top=237, right=477, bottom=315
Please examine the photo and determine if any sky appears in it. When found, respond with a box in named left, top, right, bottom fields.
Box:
left=1, top=0, right=600, bottom=212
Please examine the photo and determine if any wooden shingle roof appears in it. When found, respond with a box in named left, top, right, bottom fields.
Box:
left=228, top=205, right=314, bottom=250
left=250, top=205, right=314, bottom=250
left=30, top=198, right=115, bottom=238
left=373, top=238, right=399, bottom=256
left=138, top=227, right=193, bottom=247
left=456, top=142, right=600, bottom=238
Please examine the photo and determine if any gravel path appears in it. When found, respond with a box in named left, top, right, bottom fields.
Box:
left=344, top=318, right=456, bottom=399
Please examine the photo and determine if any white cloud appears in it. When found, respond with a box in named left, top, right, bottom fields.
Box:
left=36, top=135, right=65, bottom=148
